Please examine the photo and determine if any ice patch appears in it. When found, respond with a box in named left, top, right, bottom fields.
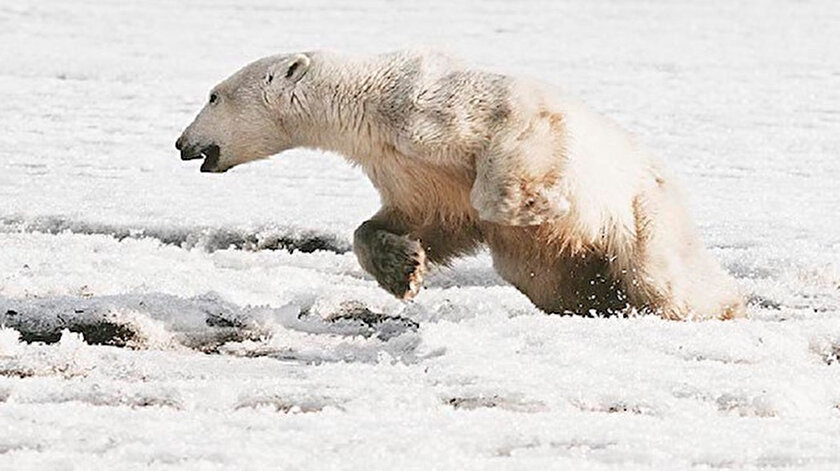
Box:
left=570, top=397, right=658, bottom=416
left=809, top=336, right=840, bottom=365
left=235, top=391, right=344, bottom=414
left=0, top=293, right=421, bottom=363
left=444, top=393, right=547, bottom=413
left=16, top=380, right=183, bottom=409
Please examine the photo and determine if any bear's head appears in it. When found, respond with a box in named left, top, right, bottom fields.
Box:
left=175, top=53, right=312, bottom=173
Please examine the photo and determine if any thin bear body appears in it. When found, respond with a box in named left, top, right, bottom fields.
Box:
left=176, top=50, right=745, bottom=320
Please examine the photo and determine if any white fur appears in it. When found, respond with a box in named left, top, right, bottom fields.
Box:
left=177, top=49, right=745, bottom=320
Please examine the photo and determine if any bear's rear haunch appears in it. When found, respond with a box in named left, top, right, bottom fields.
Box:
left=176, top=49, right=745, bottom=320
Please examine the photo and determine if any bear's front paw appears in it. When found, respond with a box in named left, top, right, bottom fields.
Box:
left=368, top=233, right=427, bottom=300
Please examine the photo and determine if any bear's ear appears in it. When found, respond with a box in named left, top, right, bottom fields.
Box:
left=264, top=54, right=311, bottom=87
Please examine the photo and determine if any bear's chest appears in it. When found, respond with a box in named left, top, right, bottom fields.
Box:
left=362, top=154, right=476, bottom=221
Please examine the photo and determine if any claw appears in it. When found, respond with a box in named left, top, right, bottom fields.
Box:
left=402, top=244, right=427, bottom=300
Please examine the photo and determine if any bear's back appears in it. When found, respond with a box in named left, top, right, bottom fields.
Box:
left=374, top=51, right=517, bottom=167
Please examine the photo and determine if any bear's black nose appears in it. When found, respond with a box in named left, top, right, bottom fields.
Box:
left=175, top=136, right=184, bottom=151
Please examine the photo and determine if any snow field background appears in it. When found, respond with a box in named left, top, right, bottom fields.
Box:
left=1, top=0, right=840, bottom=469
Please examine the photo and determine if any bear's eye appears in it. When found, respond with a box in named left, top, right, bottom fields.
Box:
left=209, top=93, right=219, bottom=105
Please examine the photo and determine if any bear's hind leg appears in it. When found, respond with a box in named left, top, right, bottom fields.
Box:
left=485, top=225, right=629, bottom=316
left=617, top=182, right=746, bottom=320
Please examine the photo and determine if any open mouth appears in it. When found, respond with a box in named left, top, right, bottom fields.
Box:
left=197, top=145, right=222, bottom=173
left=180, top=144, right=225, bottom=173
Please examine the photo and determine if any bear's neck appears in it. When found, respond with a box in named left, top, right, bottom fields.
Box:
left=295, top=52, right=412, bottom=165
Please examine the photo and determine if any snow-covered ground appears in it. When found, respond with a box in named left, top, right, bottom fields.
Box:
left=2, top=0, right=840, bottom=469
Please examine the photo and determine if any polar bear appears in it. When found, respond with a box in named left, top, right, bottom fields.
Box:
left=175, top=50, right=745, bottom=320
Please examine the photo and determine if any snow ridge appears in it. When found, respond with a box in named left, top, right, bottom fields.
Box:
left=0, top=215, right=350, bottom=254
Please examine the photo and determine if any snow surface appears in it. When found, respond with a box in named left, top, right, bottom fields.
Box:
left=1, top=1, right=840, bottom=469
